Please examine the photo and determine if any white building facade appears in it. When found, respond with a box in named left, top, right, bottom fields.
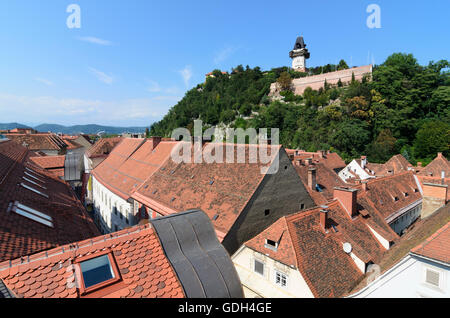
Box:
left=349, top=253, right=449, bottom=298
left=91, top=175, right=134, bottom=234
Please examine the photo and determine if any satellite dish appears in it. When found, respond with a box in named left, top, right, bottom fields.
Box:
left=343, top=242, right=352, bottom=254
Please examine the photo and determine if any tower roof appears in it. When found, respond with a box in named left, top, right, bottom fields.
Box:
left=293, top=36, right=306, bottom=50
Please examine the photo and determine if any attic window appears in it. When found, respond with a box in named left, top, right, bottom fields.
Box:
left=300, top=203, right=305, bottom=210
left=264, top=239, right=278, bottom=251
left=152, top=190, right=158, bottom=194
left=264, top=209, right=270, bottom=216
left=414, top=188, right=419, bottom=193
left=78, top=253, right=120, bottom=294
left=404, top=192, right=409, bottom=197
left=22, top=176, right=46, bottom=189
left=20, top=183, right=49, bottom=198
left=24, top=171, right=45, bottom=183
left=212, top=214, right=219, bottom=221
left=394, top=196, right=399, bottom=202
left=144, top=185, right=148, bottom=189
left=171, top=197, right=176, bottom=202
left=11, top=201, right=53, bottom=228
left=209, top=180, right=214, bottom=185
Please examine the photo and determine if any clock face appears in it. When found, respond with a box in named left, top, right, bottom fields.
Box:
left=293, top=57, right=305, bottom=69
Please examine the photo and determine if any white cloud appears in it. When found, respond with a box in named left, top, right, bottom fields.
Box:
left=35, top=78, right=54, bottom=86
left=0, top=93, right=181, bottom=126
left=89, top=67, right=114, bottom=85
left=179, top=65, right=192, bottom=87
left=213, top=46, right=237, bottom=65
left=77, top=36, right=113, bottom=46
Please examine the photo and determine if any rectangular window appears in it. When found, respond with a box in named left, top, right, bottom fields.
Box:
left=22, top=176, right=46, bottom=189
left=275, top=271, right=288, bottom=287
left=80, top=254, right=117, bottom=290
left=254, top=259, right=264, bottom=276
left=11, top=201, right=53, bottom=227
left=20, top=183, right=49, bottom=198
left=24, top=171, right=45, bottom=184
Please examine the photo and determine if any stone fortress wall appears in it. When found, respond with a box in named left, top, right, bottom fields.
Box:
left=270, top=64, right=373, bottom=96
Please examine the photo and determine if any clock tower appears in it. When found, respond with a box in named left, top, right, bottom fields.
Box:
left=289, top=36, right=310, bottom=72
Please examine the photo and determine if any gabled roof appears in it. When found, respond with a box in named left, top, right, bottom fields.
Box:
left=418, top=153, right=450, bottom=177
left=85, top=137, right=122, bottom=159
left=133, top=142, right=281, bottom=237
left=0, top=140, right=99, bottom=262
left=286, top=149, right=346, bottom=172
left=244, top=199, right=392, bottom=297
left=0, top=210, right=242, bottom=298
left=354, top=171, right=422, bottom=221
left=92, top=138, right=178, bottom=200
left=5, top=133, right=67, bottom=151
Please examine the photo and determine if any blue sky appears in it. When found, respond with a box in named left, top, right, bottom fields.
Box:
left=0, top=0, right=448, bottom=127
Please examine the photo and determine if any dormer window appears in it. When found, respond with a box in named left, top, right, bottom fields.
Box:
left=264, top=239, right=278, bottom=251
left=394, top=196, right=399, bottom=202
left=404, top=192, right=409, bottom=197
left=77, top=253, right=120, bottom=294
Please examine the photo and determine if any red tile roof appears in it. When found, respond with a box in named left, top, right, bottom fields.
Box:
left=132, top=142, right=281, bottom=238
left=294, top=162, right=347, bottom=204
left=418, top=153, right=450, bottom=177
left=354, top=171, right=423, bottom=221
left=286, top=149, right=346, bottom=172
left=416, top=175, right=450, bottom=201
left=0, top=224, right=185, bottom=298
left=0, top=140, right=99, bottom=262
left=85, top=137, right=122, bottom=159
left=411, top=221, right=450, bottom=264
left=92, top=138, right=178, bottom=200
left=29, top=155, right=65, bottom=169
left=245, top=198, right=393, bottom=297
left=4, top=133, right=67, bottom=151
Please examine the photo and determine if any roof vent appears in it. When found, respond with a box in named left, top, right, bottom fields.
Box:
left=209, top=180, right=214, bottom=185
left=343, top=242, right=352, bottom=254
left=212, top=214, right=219, bottom=221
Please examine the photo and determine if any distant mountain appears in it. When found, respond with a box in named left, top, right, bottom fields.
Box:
left=0, top=123, right=33, bottom=130
left=0, top=123, right=147, bottom=135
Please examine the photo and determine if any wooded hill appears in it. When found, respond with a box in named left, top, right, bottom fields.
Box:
left=150, top=53, right=449, bottom=164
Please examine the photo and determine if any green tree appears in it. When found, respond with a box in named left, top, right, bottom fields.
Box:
left=414, top=120, right=450, bottom=159
left=277, top=71, right=292, bottom=91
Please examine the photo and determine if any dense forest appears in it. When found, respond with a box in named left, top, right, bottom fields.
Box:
left=150, top=53, right=449, bottom=164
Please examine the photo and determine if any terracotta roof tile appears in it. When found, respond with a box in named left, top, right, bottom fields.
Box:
left=0, top=224, right=185, bottom=298
left=0, top=140, right=99, bottom=262
left=411, top=221, right=450, bottom=264
left=86, top=137, right=122, bottom=159
left=245, top=198, right=393, bottom=298
left=418, top=153, right=450, bottom=177
left=5, top=133, right=67, bottom=151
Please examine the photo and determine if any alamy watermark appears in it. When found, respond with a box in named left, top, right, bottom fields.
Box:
left=170, top=120, right=280, bottom=174
left=366, top=4, right=381, bottom=29
left=66, top=4, right=81, bottom=29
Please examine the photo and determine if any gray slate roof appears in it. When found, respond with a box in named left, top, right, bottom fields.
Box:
left=150, top=209, right=244, bottom=298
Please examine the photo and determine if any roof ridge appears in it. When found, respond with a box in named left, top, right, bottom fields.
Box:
left=411, top=221, right=450, bottom=255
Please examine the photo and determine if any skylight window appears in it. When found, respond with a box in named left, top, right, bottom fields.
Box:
left=11, top=201, right=53, bottom=228
left=24, top=171, right=45, bottom=183
left=22, top=176, right=46, bottom=189
left=79, top=254, right=119, bottom=291
left=20, top=183, right=49, bottom=198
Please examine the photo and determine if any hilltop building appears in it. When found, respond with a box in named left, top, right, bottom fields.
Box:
left=270, top=35, right=372, bottom=96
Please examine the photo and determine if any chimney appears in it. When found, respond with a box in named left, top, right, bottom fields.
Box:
left=150, top=136, right=162, bottom=150
left=387, top=170, right=394, bottom=176
left=334, top=187, right=358, bottom=219
left=327, top=150, right=331, bottom=155
left=360, top=156, right=367, bottom=169
left=317, top=150, right=324, bottom=159
left=305, top=158, right=312, bottom=166
left=320, top=206, right=329, bottom=231
left=362, top=180, right=368, bottom=191
left=417, top=162, right=422, bottom=167
left=437, top=152, right=443, bottom=159
left=295, top=159, right=302, bottom=166
left=308, top=168, right=317, bottom=190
